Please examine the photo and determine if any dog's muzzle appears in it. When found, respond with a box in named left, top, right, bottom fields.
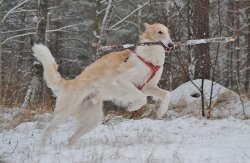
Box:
left=161, top=42, right=174, bottom=53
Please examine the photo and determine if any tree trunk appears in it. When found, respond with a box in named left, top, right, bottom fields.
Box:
left=18, top=8, right=26, bottom=71
left=226, top=0, right=235, bottom=88
left=245, top=1, right=250, bottom=93
left=22, top=0, right=48, bottom=109
left=137, top=1, right=142, bottom=33
left=0, top=20, right=2, bottom=103
left=16, top=5, right=27, bottom=103
left=193, top=0, right=210, bottom=117
left=193, top=0, right=210, bottom=79
left=35, top=0, right=48, bottom=44
left=234, top=0, right=240, bottom=85
left=98, top=0, right=116, bottom=46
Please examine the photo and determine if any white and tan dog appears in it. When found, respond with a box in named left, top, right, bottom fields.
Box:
left=33, top=23, right=174, bottom=145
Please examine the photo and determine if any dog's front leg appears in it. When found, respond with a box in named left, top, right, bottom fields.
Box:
left=125, top=83, right=147, bottom=112
left=142, top=86, right=171, bottom=118
left=114, top=80, right=147, bottom=112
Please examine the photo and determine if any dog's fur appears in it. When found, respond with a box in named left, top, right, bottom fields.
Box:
left=33, top=23, right=173, bottom=145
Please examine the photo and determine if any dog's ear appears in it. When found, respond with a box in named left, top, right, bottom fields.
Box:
left=143, top=23, right=150, bottom=31
left=143, top=23, right=150, bottom=28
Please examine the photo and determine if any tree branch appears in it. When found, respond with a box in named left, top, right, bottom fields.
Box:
left=93, top=37, right=236, bottom=51
left=109, top=0, right=150, bottom=30
left=1, top=0, right=31, bottom=23
left=1, top=22, right=86, bottom=45
left=1, top=32, right=35, bottom=45
left=47, top=22, right=86, bottom=33
left=175, top=37, right=236, bottom=47
left=100, top=0, right=114, bottom=34
left=1, top=28, right=36, bottom=34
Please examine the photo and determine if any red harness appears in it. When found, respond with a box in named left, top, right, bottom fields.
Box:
left=134, top=52, right=161, bottom=90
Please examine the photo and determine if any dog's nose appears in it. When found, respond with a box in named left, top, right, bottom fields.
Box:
left=168, top=43, right=174, bottom=48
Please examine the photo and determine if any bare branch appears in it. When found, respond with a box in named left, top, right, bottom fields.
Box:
left=1, top=22, right=86, bottom=45
left=114, top=14, right=139, bottom=28
left=8, top=9, right=37, bottom=13
left=1, top=0, right=31, bottom=23
left=1, top=32, right=35, bottom=45
left=100, top=0, right=114, bottom=34
left=109, top=0, right=150, bottom=30
left=240, top=23, right=250, bottom=31
left=2, top=6, right=59, bottom=15
left=1, top=28, right=36, bottom=34
left=47, top=22, right=86, bottom=33
left=93, top=37, right=236, bottom=51
left=175, top=37, right=236, bottom=46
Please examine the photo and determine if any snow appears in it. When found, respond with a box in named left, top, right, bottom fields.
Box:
left=1, top=79, right=250, bottom=163
left=1, top=116, right=250, bottom=163
left=170, top=79, right=250, bottom=118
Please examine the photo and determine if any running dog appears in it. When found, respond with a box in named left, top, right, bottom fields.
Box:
left=33, top=23, right=174, bottom=145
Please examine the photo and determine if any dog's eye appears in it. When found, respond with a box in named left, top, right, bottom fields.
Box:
left=158, top=31, right=163, bottom=34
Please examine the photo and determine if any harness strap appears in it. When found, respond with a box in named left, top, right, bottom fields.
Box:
left=132, top=51, right=161, bottom=90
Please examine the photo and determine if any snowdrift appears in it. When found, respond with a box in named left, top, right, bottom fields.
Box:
left=170, top=79, right=250, bottom=118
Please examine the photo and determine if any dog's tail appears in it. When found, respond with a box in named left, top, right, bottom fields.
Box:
left=33, top=44, right=65, bottom=96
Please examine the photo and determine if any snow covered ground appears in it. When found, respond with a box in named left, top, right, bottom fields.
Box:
left=1, top=80, right=250, bottom=163
left=1, top=116, right=250, bottom=163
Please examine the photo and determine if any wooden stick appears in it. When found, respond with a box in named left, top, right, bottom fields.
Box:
left=93, top=36, right=236, bottom=52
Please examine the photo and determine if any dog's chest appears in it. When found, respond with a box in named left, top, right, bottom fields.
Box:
left=127, top=54, right=163, bottom=87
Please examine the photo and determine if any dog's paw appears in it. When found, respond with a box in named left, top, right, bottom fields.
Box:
left=156, top=106, right=168, bottom=118
left=68, top=137, right=77, bottom=147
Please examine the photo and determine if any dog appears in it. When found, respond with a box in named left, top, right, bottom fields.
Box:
left=33, top=23, right=174, bottom=145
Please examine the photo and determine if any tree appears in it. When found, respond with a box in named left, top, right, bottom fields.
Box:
left=234, top=0, right=240, bottom=85
left=244, top=0, right=250, bottom=93
left=0, top=2, right=2, bottom=102
left=192, top=0, right=210, bottom=116
left=22, top=0, right=48, bottom=108
left=226, top=0, right=234, bottom=88
left=94, top=0, right=116, bottom=56
left=193, top=0, right=210, bottom=79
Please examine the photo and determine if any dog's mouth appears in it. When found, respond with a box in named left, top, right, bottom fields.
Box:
left=162, top=45, right=173, bottom=53
left=164, top=47, right=171, bottom=53
left=160, top=42, right=174, bottom=53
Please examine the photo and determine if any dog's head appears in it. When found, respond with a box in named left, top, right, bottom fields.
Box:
left=140, top=23, right=174, bottom=52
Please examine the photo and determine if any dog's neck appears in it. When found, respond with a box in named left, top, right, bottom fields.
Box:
left=135, top=38, right=165, bottom=66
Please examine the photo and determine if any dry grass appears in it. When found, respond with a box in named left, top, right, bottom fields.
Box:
left=104, top=104, right=157, bottom=120
left=0, top=100, right=54, bottom=129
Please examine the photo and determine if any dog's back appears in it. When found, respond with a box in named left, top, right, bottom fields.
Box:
left=33, top=44, right=131, bottom=96
left=77, top=49, right=131, bottom=79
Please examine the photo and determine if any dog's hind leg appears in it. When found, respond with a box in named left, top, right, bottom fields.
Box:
left=42, top=110, right=70, bottom=145
left=41, top=94, right=84, bottom=145
left=68, top=95, right=103, bottom=145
